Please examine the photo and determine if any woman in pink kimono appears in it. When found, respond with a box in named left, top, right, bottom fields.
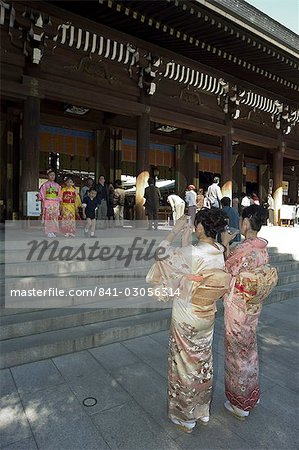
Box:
left=147, top=209, right=232, bottom=433
left=222, top=205, right=277, bottom=420
left=37, top=169, right=61, bottom=238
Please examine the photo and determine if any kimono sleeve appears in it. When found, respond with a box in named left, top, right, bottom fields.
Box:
left=75, top=193, right=82, bottom=208
left=37, top=183, right=46, bottom=202
left=146, top=240, right=191, bottom=301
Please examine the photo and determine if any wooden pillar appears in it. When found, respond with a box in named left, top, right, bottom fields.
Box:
left=221, top=121, right=233, bottom=200
left=175, top=143, right=194, bottom=197
left=193, top=146, right=199, bottom=190
left=115, top=129, right=122, bottom=181
left=136, top=110, right=150, bottom=221
left=20, top=96, right=40, bottom=216
left=95, top=130, right=107, bottom=183
left=273, top=142, right=284, bottom=225
left=232, top=152, right=246, bottom=195
left=0, top=119, right=6, bottom=222
left=259, top=164, right=270, bottom=205
left=6, top=113, right=14, bottom=220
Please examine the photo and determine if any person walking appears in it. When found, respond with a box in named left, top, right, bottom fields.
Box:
left=96, top=175, right=109, bottom=229
left=37, top=169, right=61, bottom=238
left=185, top=185, right=197, bottom=224
left=146, top=211, right=231, bottom=433
left=167, top=193, right=185, bottom=224
left=206, top=177, right=222, bottom=208
left=107, top=182, right=115, bottom=227
left=241, top=193, right=251, bottom=209
left=144, top=177, right=161, bottom=230
left=113, top=179, right=126, bottom=227
left=82, top=188, right=98, bottom=237
left=80, top=177, right=94, bottom=201
left=252, top=193, right=260, bottom=205
left=196, top=188, right=205, bottom=210
left=267, top=192, right=274, bottom=226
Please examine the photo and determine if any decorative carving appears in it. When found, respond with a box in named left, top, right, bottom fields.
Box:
left=271, top=105, right=299, bottom=135
left=242, top=109, right=272, bottom=127
left=64, top=56, right=116, bottom=84
left=137, top=51, right=163, bottom=96
left=1, top=2, right=61, bottom=64
left=217, top=85, right=246, bottom=120
left=179, top=88, right=203, bottom=105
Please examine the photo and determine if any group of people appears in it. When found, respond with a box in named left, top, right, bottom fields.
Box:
left=147, top=205, right=278, bottom=432
left=37, top=170, right=125, bottom=238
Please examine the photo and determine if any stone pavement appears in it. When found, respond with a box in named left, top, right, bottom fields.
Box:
left=0, top=297, right=298, bottom=450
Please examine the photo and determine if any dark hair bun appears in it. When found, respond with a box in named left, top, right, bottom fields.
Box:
left=242, top=205, right=267, bottom=231
left=194, top=208, right=228, bottom=238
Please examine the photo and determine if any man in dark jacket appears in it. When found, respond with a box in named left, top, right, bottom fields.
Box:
left=144, top=178, right=161, bottom=230
left=96, top=175, right=110, bottom=228
left=220, top=196, right=241, bottom=242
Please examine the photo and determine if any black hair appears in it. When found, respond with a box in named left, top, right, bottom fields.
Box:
left=194, top=208, right=228, bottom=239
left=65, top=176, right=73, bottom=182
left=89, top=188, right=97, bottom=193
left=241, top=205, right=267, bottom=231
left=148, top=177, right=155, bottom=185
left=221, top=197, right=231, bottom=207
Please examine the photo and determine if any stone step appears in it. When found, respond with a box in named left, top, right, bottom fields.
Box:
left=0, top=308, right=171, bottom=369
left=277, top=269, right=299, bottom=285
left=1, top=278, right=298, bottom=341
left=4, top=253, right=155, bottom=277
left=0, top=295, right=168, bottom=340
left=4, top=266, right=149, bottom=290
left=273, top=261, right=299, bottom=273
left=3, top=274, right=151, bottom=309
left=4, top=251, right=298, bottom=277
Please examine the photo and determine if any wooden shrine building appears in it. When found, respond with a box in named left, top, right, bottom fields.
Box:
left=1, top=0, right=299, bottom=223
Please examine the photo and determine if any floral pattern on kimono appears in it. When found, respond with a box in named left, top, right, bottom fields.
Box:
left=224, top=238, right=269, bottom=411
left=37, top=181, right=61, bottom=234
left=147, top=240, right=227, bottom=424
left=60, top=187, right=82, bottom=235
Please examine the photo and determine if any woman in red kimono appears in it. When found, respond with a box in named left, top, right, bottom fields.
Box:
left=222, top=205, right=277, bottom=420
left=60, top=177, right=82, bottom=237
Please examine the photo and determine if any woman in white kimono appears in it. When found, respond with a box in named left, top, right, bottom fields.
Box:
left=147, top=209, right=233, bottom=433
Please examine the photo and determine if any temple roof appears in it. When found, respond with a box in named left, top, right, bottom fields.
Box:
left=45, top=0, right=299, bottom=103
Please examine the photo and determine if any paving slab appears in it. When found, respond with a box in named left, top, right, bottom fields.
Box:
left=67, top=368, right=131, bottom=416
left=0, top=392, right=32, bottom=448
left=52, top=350, right=103, bottom=381
left=21, top=384, right=109, bottom=450
left=11, top=360, right=65, bottom=396
left=1, top=437, right=38, bottom=450
left=89, top=342, right=140, bottom=372
left=0, top=369, right=16, bottom=396
left=91, top=400, right=181, bottom=450
left=111, top=361, right=181, bottom=439
left=215, top=402, right=298, bottom=450
left=122, top=335, right=168, bottom=378
left=148, top=330, right=170, bottom=348
left=175, top=416, right=249, bottom=450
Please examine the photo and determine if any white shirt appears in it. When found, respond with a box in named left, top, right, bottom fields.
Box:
left=167, top=195, right=185, bottom=209
left=241, top=196, right=251, bottom=207
left=185, top=190, right=197, bottom=207
left=207, top=183, right=222, bottom=208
